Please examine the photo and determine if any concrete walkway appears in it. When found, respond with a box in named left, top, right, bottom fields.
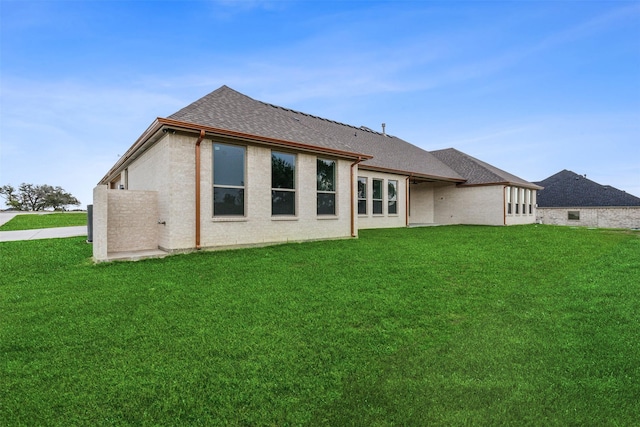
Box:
left=0, top=226, right=87, bottom=242
left=0, top=212, right=20, bottom=227
left=0, top=212, right=88, bottom=242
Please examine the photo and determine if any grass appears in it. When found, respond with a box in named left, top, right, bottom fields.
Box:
left=1, top=225, right=639, bottom=426
left=0, top=212, right=87, bottom=231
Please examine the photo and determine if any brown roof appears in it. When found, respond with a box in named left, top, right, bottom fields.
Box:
left=431, top=148, right=542, bottom=189
left=168, top=86, right=464, bottom=181
left=168, top=85, right=360, bottom=155
left=104, top=86, right=545, bottom=187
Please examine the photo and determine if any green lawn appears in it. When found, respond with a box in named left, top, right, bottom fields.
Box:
left=1, top=225, right=638, bottom=426
left=0, top=212, right=87, bottom=231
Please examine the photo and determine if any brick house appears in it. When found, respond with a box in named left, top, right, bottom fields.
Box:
left=93, top=86, right=541, bottom=261
left=535, top=169, right=640, bottom=228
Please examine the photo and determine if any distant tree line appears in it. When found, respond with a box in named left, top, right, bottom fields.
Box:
left=0, top=183, right=80, bottom=211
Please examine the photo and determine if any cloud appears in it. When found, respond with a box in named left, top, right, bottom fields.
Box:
left=427, top=111, right=640, bottom=195
left=0, top=78, right=188, bottom=208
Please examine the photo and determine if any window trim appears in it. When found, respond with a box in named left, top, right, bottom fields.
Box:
left=357, top=176, right=367, bottom=215
left=317, top=158, right=337, bottom=216
left=271, top=151, right=297, bottom=216
left=388, top=180, right=398, bottom=215
left=213, top=142, right=246, bottom=217
left=372, top=178, right=383, bottom=215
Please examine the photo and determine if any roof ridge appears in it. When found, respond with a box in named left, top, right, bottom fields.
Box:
left=438, top=148, right=509, bottom=181
left=260, top=101, right=389, bottom=136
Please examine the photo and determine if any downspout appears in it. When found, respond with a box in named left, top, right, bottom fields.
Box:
left=405, top=175, right=411, bottom=227
left=503, top=185, right=507, bottom=226
left=350, top=157, right=364, bottom=237
left=195, top=129, right=206, bottom=249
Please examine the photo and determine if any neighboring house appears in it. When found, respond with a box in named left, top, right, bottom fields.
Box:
left=93, top=85, right=540, bottom=261
left=535, top=169, right=640, bottom=228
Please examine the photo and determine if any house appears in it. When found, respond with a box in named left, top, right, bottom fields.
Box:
left=534, top=169, right=640, bottom=229
left=93, top=85, right=541, bottom=261
left=430, top=148, right=542, bottom=226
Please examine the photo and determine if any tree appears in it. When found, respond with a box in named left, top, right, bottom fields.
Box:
left=0, top=185, right=22, bottom=210
left=44, top=185, right=81, bottom=211
left=0, top=183, right=80, bottom=211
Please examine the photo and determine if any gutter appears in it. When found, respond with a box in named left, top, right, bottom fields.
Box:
left=99, top=117, right=372, bottom=185
left=350, top=156, right=364, bottom=237
left=159, top=118, right=371, bottom=161
left=357, top=164, right=465, bottom=184
left=195, top=129, right=206, bottom=249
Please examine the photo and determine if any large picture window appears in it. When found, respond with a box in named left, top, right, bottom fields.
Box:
left=272, top=151, right=296, bottom=215
left=372, top=179, right=383, bottom=215
left=213, top=143, right=245, bottom=216
left=317, top=159, right=336, bottom=215
left=388, top=180, right=398, bottom=215
left=357, top=177, right=367, bottom=215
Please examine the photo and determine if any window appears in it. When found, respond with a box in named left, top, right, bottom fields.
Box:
left=357, top=177, right=367, bottom=215
left=514, top=187, right=520, bottom=214
left=388, top=180, right=398, bottom=215
left=372, top=179, right=383, bottom=215
left=272, top=151, right=296, bottom=215
left=506, top=186, right=512, bottom=215
left=521, top=189, right=526, bottom=215
left=317, top=159, right=336, bottom=215
left=526, top=189, right=532, bottom=215
left=568, top=211, right=580, bottom=221
left=213, top=143, right=245, bottom=216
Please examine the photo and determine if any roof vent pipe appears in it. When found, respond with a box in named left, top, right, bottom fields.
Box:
left=382, top=123, right=386, bottom=136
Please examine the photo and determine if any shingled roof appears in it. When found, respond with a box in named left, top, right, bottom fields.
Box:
left=431, top=148, right=541, bottom=189
left=168, top=86, right=464, bottom=182
left=534, top=169, right=640, bottom=207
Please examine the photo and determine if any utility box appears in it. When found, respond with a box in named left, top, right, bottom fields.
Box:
left=87, top=204, right=93, bottom=243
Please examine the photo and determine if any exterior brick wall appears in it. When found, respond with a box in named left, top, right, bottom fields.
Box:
left=92, top=185, right=159, bottom=261
left=537, top=207, right=640, bottom=229
left=127, top=135, right=173, bottom=249
left=121, top=134, right=356, bottom=252
left=408, top=183, right=434, bottom=224
left=92, top=185, right=109, bottom=261
left=197, top=143, right=354, bottom=250
left=434, top=184, right=507, bottom=225
left=106, top=190, right=159, bottom=252
left=95, top=132, right=545, bottom=261
left=356, top=170, right=407, bottom=230
left=504, top=186, right=537, bottom=225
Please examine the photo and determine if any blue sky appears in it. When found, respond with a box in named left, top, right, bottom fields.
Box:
left=1, top=0, right=639, bottom=209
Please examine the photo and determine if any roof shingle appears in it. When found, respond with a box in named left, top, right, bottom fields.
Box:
left=168, top=85, right=464, bottom=181
left=534, top=170, right=640, bottom=207
left=431, top=148, right=541, bottom=189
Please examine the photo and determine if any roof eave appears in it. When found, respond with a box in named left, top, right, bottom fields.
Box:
left=358, top=164, right=466, bottom=183
left=99, top=118, right=164, bottom=184
left=158, top=118, right=372, bottom=160
left=98, top=117, right=374, bottom=185
left=458, top=181, right=544, bottom=190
